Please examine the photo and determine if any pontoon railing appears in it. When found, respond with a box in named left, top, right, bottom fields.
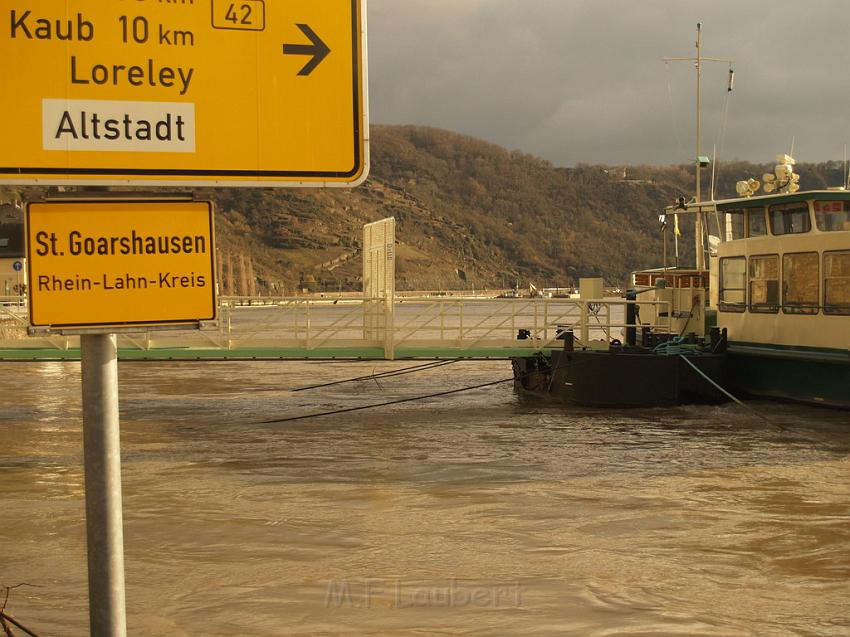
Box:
left=0, top=296, right=673, bottom=358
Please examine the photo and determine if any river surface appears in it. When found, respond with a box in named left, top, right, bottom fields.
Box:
left=1, top=359, right=849, bottom=636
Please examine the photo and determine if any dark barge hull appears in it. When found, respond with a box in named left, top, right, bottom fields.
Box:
left=512, top=349, right=727, bottom=407
left=727, top=345, right=850, bottom=409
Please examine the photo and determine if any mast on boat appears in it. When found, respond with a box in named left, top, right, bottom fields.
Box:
left=664, top=23, right=734, bottom=271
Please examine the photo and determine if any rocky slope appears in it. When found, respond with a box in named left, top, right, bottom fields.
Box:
left=3, top=126, right=847, bottom=294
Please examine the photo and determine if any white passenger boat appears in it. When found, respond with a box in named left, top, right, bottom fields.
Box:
left=637, top=25, right=849, bottom=409
left=670, top=157, right=850, bottom=408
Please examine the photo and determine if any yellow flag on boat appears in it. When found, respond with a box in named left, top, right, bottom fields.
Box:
left=674, top=214, right=682, bottom=236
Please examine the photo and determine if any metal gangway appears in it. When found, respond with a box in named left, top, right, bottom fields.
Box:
left=0, top=294, right=673, bottom=361
left=0, top=218, right=673, bottom=361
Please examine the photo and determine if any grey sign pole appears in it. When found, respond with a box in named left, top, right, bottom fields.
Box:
left=80, top=333, right=127, bottom=637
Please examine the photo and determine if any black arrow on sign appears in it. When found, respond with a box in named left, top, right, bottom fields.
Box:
left=282, top=24, right=331, bottom=76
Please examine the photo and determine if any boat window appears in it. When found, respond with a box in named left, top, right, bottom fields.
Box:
left=724, top=210, right=746, bottom=240
left=783, top=252, right=819, bottom=314
left=824, top=251, right=850, bottom=315
left=747, top=208, right=767, bottom=237
left=719, top=257, right=746, bottom=312
left=769, top=202, right=811, bottom=235
left=749, top=255, right=780, bottom=313
left=813, top=200, right=850, bottom=232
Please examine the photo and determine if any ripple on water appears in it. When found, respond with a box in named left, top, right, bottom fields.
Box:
left=1, top=360, right=849, bottom=636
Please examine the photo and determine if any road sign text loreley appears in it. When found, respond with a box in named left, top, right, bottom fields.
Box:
left=26, top=200, right=217, bottom=330
left=0, top=1, right=367, bottom=186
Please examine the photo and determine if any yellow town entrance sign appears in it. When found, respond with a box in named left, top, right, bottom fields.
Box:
left=27, top=198, right=217, bottom=330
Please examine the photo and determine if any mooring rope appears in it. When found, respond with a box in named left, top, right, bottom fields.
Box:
left=677, top=354, right=783, bottom=428
left=654, top=336, right=685, bottom=356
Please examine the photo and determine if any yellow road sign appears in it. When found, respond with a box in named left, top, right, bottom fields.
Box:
left=26, top=199, right=217, bottom=330
left=1, top=1, right=367, bottom=187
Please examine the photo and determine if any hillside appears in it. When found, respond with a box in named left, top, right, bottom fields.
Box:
left=3, top=125, right=848, bottom=293
left=201, top=126, right=848, bottom=293
left=204, top=125, right=694, bottom=293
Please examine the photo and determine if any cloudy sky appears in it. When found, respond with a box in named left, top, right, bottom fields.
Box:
left=368, top=0, right=850, bottom=167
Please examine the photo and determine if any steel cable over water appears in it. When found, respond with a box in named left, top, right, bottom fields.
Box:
left=292, top=359, right=460, bottom=392
left=260, top=378, right=516, bottom=424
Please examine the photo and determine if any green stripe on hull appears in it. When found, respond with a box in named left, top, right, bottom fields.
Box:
left=728, top=346, right=850, bottom=409
left=730, top=343, right=850, bottom=364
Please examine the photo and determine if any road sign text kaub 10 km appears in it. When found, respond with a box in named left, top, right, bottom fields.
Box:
left=0, top=0, right=368, bottom=187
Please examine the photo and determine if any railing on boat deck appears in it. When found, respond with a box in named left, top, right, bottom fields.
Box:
left=633, top=269, right=709, bottom=290
left=0, top=296, right=675, bottom=359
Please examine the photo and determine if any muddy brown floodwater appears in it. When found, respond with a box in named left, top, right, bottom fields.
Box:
left=1, top=359, right=849, bottom=636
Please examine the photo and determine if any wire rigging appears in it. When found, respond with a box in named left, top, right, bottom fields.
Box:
left=292, top=359, right=460, bottom=392
left=259, top=378, right=515, bottom=424
left=710, top=65, right=734, bottom=199
left=713, top=66, right=734, bottom=161
left=665, top=61, right=690, bottom=162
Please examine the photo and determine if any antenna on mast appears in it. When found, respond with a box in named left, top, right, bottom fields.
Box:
left=663, top=24, right=734, bottom=272
left=844, top=144, right=848, bottom=189
left=710, top=143, right=718, bottom=201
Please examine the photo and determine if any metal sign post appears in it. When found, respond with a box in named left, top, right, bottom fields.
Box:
left=14, top=261, right=22, bottom=298
left=7, top=0, right=371, bottom=632
left=24, top=194, right=219, bottom=637
left=80, top=333, right=126, bottom=637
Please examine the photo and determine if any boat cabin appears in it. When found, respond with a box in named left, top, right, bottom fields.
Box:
left=711, top=190, right=850, bottom=351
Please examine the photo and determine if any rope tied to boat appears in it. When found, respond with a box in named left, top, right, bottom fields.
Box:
left=653, top=336, right=685, bottom=356
left=678, top=354, right=784, bottom=429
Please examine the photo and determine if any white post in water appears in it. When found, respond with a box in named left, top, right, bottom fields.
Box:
left=80, top=333, right=127, bottom=637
